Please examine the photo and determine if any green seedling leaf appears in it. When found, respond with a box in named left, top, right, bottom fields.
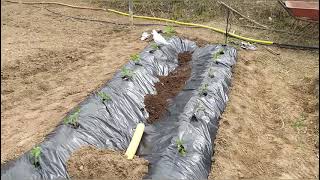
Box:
left=30, top=146, right=41, bottom=168
left=199, top=83, right=209, bottom=96
left=130, top=54, right=140, bottom=63
left=151, top=43, right=159, bottom=49
left=64, top=108, right=81, bottom=127
left=163, top=25, right=176, bottom=37
left=149, top=43, right=159, bottom=53
left=176, top=139, right=187, bottom=156
left=212, top=49, right=224, bottom=62
left=121, top=67, right=134, bottom=80
left=98, top=92, right=111, bottom=102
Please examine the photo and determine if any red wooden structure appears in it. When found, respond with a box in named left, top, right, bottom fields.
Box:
left=278, top=0, right=319, bottom=22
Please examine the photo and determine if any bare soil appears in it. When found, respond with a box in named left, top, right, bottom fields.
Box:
left=1, top=0, right=151, bottom=164
left=1, top=0, right=319, bottom=179
left=144, top=52, right=192, bottom=123
left=67, top=146, right=148, bottom=180
left=209, top=49, right=319, bottom=180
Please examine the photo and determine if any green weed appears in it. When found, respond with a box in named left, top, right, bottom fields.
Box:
left=176, top=139, right=187, bottom=156
left=30, top=146, right=41, bottom=168
left=292, top=113, right=307, bottom=131
left=64, top=108, right=80, bottom=128
left=98, top=92, right=111, bottom=102
left=121, top=67, right=134, bottom=80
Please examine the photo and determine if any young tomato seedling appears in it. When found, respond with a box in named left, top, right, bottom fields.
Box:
left=130, top=54, right=141, bottom=65
left=30, top=146, right=41, bottom=168
left=149, top=43, right=159, bottom=53
left=151, top=43, right=159, bottom=49
left=98, top=92, right=111, bottom=103
left=121, top=67, right=134, bottom=80
left=176, top=139, right=187, bottom=156
left=63, top=108, right=81, bottom=128
left=199, top=83, right=209, bottom=96
left=163, top=25, right=176, bottom=37
left=212, top=49, right=224, bottom=63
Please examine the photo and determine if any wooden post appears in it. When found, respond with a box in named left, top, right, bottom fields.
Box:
left=225, top=9, right=230, bottom=44
left=218, top=1, right=268, bottom=29
left=128, top=0, right=133, bottom=26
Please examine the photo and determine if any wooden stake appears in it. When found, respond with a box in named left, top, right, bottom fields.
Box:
left=128, top=0, right=133, bottom=26
left=218, top=1, right=268, bottom=28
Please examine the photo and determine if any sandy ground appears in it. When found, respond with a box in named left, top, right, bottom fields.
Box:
left=1, top=0, right=151, bottom=163
left=1, top=0, right=319, bottom=179
left=208, top=49, right=319, bottom=180
left=67, top=146, right=148, bottom=180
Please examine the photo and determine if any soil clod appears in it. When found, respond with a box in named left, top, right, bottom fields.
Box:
left=67, top=146, right=149, bottom=180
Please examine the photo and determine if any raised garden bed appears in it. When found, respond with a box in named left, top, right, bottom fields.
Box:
left=1, top=37, right=237, bottom=180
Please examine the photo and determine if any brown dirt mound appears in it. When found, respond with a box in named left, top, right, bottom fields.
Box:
left=144, top=51, right=192, bottom=123
left=67, top=146, right=149, bottom=180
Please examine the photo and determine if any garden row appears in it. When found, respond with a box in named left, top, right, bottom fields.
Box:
left=1, top=36, right=237, bottom=180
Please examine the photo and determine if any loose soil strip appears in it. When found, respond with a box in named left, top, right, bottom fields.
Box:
left=67, top=146, right=149, bottom=180
left=144, top=51, right=192, bottom=124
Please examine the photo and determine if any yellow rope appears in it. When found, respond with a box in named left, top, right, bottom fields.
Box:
left=107, top=9, right=274, bottom=45
left=5, top=0, right=274, bottom=45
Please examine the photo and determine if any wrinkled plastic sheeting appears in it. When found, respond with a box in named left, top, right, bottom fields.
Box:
left=1, top=37, right=237, bottom=180
left=139, top=44, right=237, bottom=180
left=1, top=37, right=197, bottom=180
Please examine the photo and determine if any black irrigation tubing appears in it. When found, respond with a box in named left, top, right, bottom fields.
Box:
left=273, top=42, right=319, bottom=50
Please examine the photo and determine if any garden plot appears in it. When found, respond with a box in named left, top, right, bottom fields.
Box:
left=1, top=37, right=237, bottom=180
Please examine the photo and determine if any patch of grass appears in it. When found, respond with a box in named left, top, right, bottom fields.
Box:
left=163, top=25, right=176, bottom=37
left=30, top=146, right=41, bottom=168
left=176, top=139, right=187, bottom=156
left=292, top=113, right=307, bottom=132
left=93, top=0, right=319, bottom=47
left=64, top=108, right=81, bottom=128
left=98, top=92, right=111, bottom=102
left=199, top=83, right=209, bottom=96
left=121, top=67, right=134, bottom=80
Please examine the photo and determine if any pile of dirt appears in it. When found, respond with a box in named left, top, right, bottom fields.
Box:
left=144, top=51, right=192, bottom=123
left=67, top=146, right=149, bottom=180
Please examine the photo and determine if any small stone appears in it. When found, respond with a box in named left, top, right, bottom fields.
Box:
left=79, top=165, right=84, bottom=170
